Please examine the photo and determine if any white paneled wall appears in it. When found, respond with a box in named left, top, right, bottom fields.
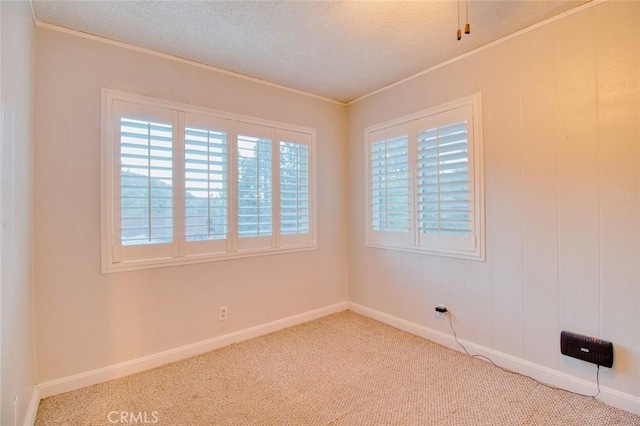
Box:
left=348, top=0, right=639, bottom=400
left=595, top=1, right=640, bottom=396
left=520, top=23, right=558, bottom=371
left=555, top=7, right=602, bottom=382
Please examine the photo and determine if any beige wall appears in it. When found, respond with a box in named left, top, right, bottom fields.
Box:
left=1, top=1, right=36, bottom=425
left=348, top=1, right=639, bottom=398
left=30, top=0, right=640, bottom=409
left=33, top=28, right=348, bottom=382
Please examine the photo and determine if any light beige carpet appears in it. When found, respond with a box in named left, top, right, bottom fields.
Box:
left=36, top=311, right=640, bottom=425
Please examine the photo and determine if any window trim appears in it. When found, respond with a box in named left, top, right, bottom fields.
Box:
left=101, top=89, right=317, bottom=273
left=363, top=93, right=485, bottom=261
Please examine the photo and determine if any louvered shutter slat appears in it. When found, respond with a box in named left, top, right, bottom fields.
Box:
left=280, top=141, right=309, bottom=235
left=238, top=135, right=272, bottom=238
left=119, top=118, right=174, bottom=246
left=417, top=121, right=472, bottom=236
left=370, top=135, right=410, bottom=233
left=185, top=126, right=228, bottom=242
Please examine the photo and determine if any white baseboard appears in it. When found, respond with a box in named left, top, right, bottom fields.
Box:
left=37, top=302, right=347, bottom=400
left=29, top=301, right=640, bottom=419
left=24, top=386, right=40, bottom=426
left=347, top=302, right=640, bottom=417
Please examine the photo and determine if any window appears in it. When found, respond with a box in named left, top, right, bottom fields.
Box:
left=365, top=94, right=484, bottom=260
left=102, top=90, right=316, bottom=272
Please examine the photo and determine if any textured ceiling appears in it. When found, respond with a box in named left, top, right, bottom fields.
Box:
left=32, top=0, right=590, bottom=103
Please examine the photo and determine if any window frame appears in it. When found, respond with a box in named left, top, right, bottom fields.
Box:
left=364, top=93, right=485, bottom=261
left=101, top=89, right=317, bottom=273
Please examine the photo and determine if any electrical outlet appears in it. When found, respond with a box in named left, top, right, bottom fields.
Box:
left=219, top=305, right=228, bottom=321
left=435, top=304, right=447, bottom=319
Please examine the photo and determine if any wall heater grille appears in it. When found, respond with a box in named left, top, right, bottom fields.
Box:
left=560, top=331, right=613, bottom=368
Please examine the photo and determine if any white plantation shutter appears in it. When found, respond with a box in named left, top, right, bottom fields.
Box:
left=417, top=122, right=470, bottom=235
left=365, top=94, right=484, bottom=260
left=120, top=119, right=174, bottom=245
left=368, top=123, right=412, bottom=246
left=278, top=129, right=312, bottom=246
left=279, top=141, right=308, bottom=234
left=183, top=114, right=230, bottom=256
left=236, top=123, right=273, bottom=250
left=103, top=90, right=317, bottom=272
left=113, top=101, right=177, bottom=262
left=415, top=106, right=476, bottom=252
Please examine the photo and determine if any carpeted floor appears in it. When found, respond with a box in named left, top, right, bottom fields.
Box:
left=36, top=311, right=640, bottom=425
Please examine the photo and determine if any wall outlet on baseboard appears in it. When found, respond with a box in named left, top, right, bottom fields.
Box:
left=219, top=306, right=228, bottom=321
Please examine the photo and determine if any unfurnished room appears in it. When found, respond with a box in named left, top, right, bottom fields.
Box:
left=1, top=0, right=639, bottom=425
